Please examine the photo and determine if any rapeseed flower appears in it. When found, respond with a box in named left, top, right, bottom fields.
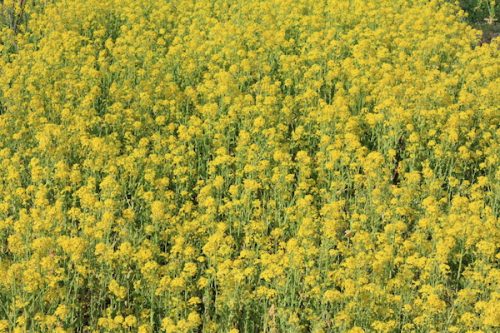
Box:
left=0, top=0, right=498, bottom=332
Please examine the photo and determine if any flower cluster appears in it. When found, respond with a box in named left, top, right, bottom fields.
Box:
left=0, top=0, right=498, bottom=332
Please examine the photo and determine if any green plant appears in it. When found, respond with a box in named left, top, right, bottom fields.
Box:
left=459, top=0, right=498, bottom=23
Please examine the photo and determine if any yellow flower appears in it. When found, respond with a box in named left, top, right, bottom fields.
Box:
left=0, top=320, right=9, bottom=332
left=0, top=0, right=498, bottom=331
left=108, top=279, right=127, bottom=300
left=123, top=315, right=137, bottom=328
left=54, top=305, right=69, bottom=320
left=151, top=200, right=165, bottom=222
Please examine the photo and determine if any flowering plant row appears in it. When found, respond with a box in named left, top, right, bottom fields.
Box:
left=0, top=0, right=498, bottom=332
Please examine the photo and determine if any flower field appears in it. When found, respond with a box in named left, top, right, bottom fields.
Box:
left=0, top=0, right=499, bottom=332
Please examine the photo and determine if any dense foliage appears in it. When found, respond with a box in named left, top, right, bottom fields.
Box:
left=457, top=0, right=498, bottom=23
left=0, top=0, right=499, bottom=332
